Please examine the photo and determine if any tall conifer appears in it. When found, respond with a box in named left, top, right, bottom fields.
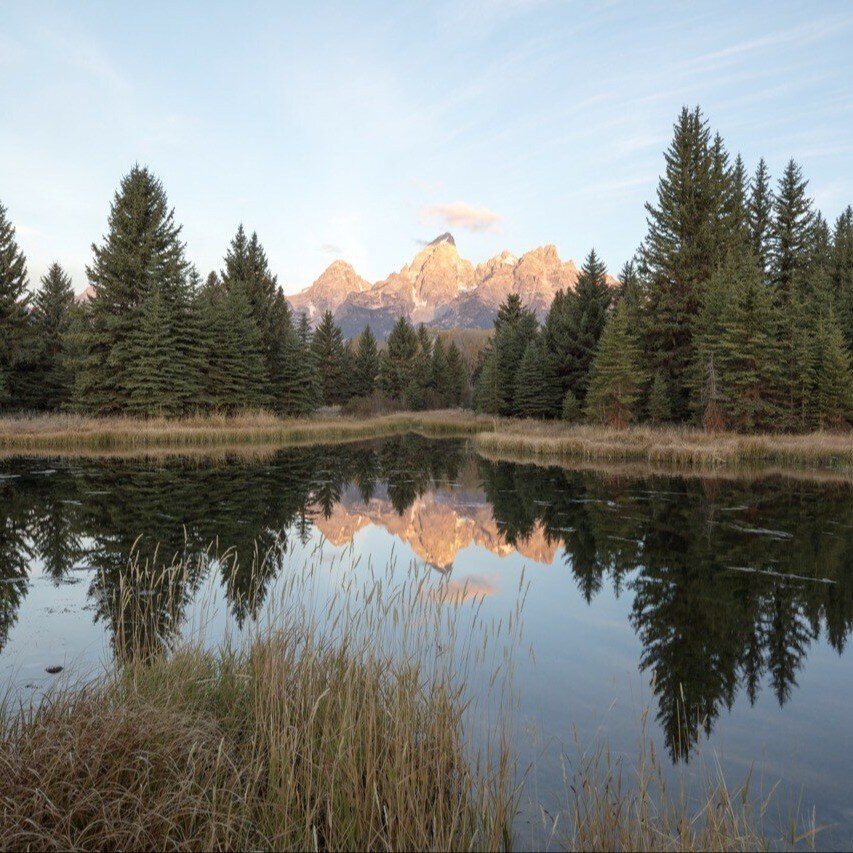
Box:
left=0, top=201, right=30, bottom=410
left=31, top=263, right=75, bottom=410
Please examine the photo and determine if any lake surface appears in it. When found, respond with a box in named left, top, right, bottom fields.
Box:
left=1, top=436, right=852, bottom=847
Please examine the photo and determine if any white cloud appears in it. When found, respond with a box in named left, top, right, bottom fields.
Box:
left=421, top=202, right=503, bottom=233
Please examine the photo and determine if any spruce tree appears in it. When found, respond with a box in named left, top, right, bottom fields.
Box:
left=647, top=370, right=672, bottom=425
left=379, top=316, right=419, bottom=401
left=545, top=249, right=612, bottom=407
left=0, top=201, right=30, bottom=410
left=221, top=226, right=286, bottom=403
left=81, top=166, right=200, bottom=414
left=561, top=390, right=582, bottom=423
left=513, top=337, right=561, bottom=419
left=474, top=346, right=501, bottom=414
left=490, top=293, right=538, bottom=415
left=198, top=276, right=267, bottom=411
left=831, top=206, right=853, bottom=351
left=295, top=312, right=323, bottom=412
left=749, top=158, right=774, bottom=282
left=640, top=106, right=723, bottom=419
left=716, top=256, right=782, bottom=432
left=586, top=301, right=644, bottom=428
left=311, top=311, right=347, bottom=406
left=445, top=340, right=468, bottom=406
left=30, top=263, right=75, bottom=410
left=814, top=313, right=853, bottom=429
left=429, top=336, right=449, bottom=406
left=352, top=325, right=379, bottom=398
left=780, top=284, right=819, bottom=431
left=771, top=159, right=814, bottom=299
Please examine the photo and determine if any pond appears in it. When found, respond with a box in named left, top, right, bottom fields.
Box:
left=1, top=435, right=852, bottom=847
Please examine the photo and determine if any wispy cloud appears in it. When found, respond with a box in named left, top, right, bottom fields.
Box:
left=421, top=202, right=502, bottom=233
left=318, top=242, right=343, bottom=255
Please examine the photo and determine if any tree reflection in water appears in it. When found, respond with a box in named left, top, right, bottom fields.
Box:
left=2, top=440, right=853, bottom=761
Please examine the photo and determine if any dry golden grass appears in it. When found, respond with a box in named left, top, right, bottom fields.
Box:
left=475, top=420, right=853, bottom=471
left=0, top=553, right=517, bottom=852
left=0, top=546, right=816, bottom=852
left=0, top=409, right=486, bottom=454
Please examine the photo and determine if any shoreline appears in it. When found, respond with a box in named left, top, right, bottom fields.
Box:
left=2, top=412, right=853, bottom=474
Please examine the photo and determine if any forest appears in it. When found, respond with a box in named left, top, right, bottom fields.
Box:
left=1, top=106, right=852, bottom=433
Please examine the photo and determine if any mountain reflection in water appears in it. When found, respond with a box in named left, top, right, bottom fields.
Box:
left=2, top=435, right=853, bottom=764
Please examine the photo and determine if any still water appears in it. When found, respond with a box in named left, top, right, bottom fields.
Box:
left=1, top=436, right=852, bottom=846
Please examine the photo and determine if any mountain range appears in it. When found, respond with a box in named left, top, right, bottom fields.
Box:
left=289, top=233, right=611, bottom=338
left=75, top=233, right=611, bottom=338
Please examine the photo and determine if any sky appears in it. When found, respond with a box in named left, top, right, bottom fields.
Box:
left=2, top=0, right=853, bottom=296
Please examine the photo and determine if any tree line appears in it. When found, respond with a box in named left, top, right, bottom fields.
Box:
left=474, top=106, right=853, bottom=432
left=0, top=167, right=469, bottom=417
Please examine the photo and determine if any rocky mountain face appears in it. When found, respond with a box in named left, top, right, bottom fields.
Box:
left=289, top=233, right=597, bottom=338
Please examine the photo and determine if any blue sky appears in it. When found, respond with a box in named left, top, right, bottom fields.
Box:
left=2, top=0, right=852, bottom=295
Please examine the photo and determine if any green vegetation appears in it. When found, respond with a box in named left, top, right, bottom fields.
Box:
left=474, top=106, right=853, bottom=434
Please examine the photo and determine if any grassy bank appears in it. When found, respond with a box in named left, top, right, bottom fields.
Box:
left=0, top=410, right=485, bottom=454
left=2, top=411, right=853, bottom=474
left=475, top=421, right=853, bottom=471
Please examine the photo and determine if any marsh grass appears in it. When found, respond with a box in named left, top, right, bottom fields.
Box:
left=0, top=543, right=821, bottom=851
left=476, top=421, right=853, bottom=471
left=0, top=409, right=485, bottom=454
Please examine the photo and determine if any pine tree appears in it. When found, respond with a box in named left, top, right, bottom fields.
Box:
left=561, top=390, right=582, bottom=423
left=723, top=153, right=751, bottom=256
left=489, top=293, right=538, bottom=415
left=352, top=326, right=379, bottom=398
left=545, top=249, right=612, bottom=407
left=716, top=256, right=782, bottom=432
left=429, top=336, right=449, bottom=406
left=295, top=312, right=323, bottom=412
left=640, top=107, right=721, bottom=419
left=513, top=337, right=561, bottom=419
left=445, top=340, right=468, bottom=406
left=80, top=166, right=200, bottom=414
left=614, top=258, right=642, bottom=316
left=198, top=276, right=267, bottom=411
left=474, top=346, right=501, bottom=414
left=30, top=263, right=75, bottom=410
left=832, top=207, right=853, bottom=351
left=379, top=316, right=419, bottom=401
left=586, top=301, right=644, bottom=428
left=814, top=313, right=853, bottom=429
left=749, top=158, right=774, bottom=282
left=311, top=310, right=347, bottom=406
left=780, top=284, right=819, bottom=431
left=771, top=159, right=814, bottom=300
left=221, top=226, right=285, bottom=402
left=647, top=370, right=672, bottom=425
left=0, top=201, right=30, bottom=410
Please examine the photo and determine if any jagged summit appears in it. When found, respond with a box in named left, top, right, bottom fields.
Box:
left=428, top=232, right=456, bottom=247
left=288, top=239, right=613, bottom=339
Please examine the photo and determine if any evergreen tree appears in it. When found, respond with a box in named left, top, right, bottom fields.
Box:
left=474, top=345, right=501, bottom=414
left=648, top=370, right=672, bottom=425
left=198, top=276, right=267, bottom=411
left=80, top=166, right=200, bottom=414
left=311, top=310, right=347, bottom=406
left=490, top=293, right=539, bottom=415
left=352, top=326, right=379, bottom=398
left=276, top=310, right=319, bottom=416
left=379, top=316, right=419, bottom=401
left=513, top=337, right=561, bottom=419
left=295, top=312, right=323, bottom=412
left=586, top=301, right=644, bottom=428
left=716, top=255, right=782, bottom=431
left=561, top=390, right=582, bottom=423
left=814, top=313, right=853, bottom=429
left=445, top=340, right=468, bottom=406
left=30, top=262, right=75, bottom=409
left=771, top=159, right=814, bottom=299
left=614, top=258, right=642, bottom=316
left=831, top=206, right=853, bottom=350
left=640, top=106, right=720, bottom=419
left=0, top=201, right=30, bottom=410
left=221, top=226, right=287, bottom=403
left=723, top=153, right=751, bottom=256
left=780, top=284, right=819, bottom=431
left=429, top=336, right=450, bottom=406
left=545, top=249, right=612, bottom=407
left=749, top=158, right=774, bottom=282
